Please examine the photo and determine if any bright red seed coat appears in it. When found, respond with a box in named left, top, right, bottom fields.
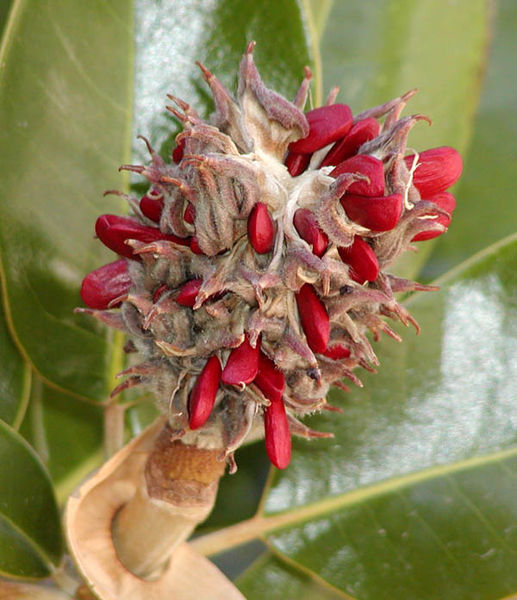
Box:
left=139, top=193, right=164, bottom=223
left=254, top=352, right=285, bottom=403
left=340, top=193, right=403, bottom=232
left=321, top=118, right=380, bottom=166
left=338, top=237, right=379, bottom=283
left=221, top=334, right=261, bottom=386
left=293, top=208, right=329, bottom=257
left=411, top=192, right=456, bottom=242
left=152, top=284, right=169, bottom=303
left=176, top=278, right=203, bottom=307
left=172, top=138, right=185, bottom=163
left=411, top=214, right=451, bottom=242
left=295, top=284, right=330, bottom=354
left=188, top=355, right=222, bottom=430
left=285, top=151, right=311, bottom=176
left=184, top=203, right=196, bottom=224
left=95, top=215, right=189, bottom=258
left=288, top=104, right=353, bottom=154
left=322, top=344, right=351, bottom=360
left=189, top=236, right=204, bottom=255
left=404, top=146, right=462, bottom=197
left=330, top=154, right=385, bottom=197
left=264, top=394, right=291, bottom=469
left=248, top=202, right=275, bottom=254
left=80, top=259, right=130, bottom=310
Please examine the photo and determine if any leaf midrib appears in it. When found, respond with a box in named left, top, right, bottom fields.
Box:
left=191, top=443, right=517, bottom=556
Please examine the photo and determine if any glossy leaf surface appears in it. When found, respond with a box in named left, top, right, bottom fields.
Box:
left=238, top=552, right=344, bottom=599
left=428, top=0, right=517, bottom=278
left=232, top=234, right=517, bottom=599
left=0, top=419, right=62, bottom=578
left=0, top=287, right=30, bottom=427
left=132, top=0, right=313, bottom=163
left=0, top=0, right=132, bottom=400
left=318, top=0, right=489, bottom=279
left=19, top=379, right=103, bottom=505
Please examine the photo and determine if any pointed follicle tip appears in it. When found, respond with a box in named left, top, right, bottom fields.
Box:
left=196, top=60, right=213, bottom=81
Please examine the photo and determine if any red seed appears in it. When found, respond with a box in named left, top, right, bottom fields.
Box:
left=288, top=104, right=353, bottom=154
left=338, top=237, right=379, bottom=283
left=321, top=118, right=380, bottom=166
left=152, top=283, right=169, bottom=303
left=427, top=191, right=457, bottom=214
left=404, top=146, right=462, bottom=197
left=411, top=192, right=456, bottom=242
left=285, top=151, right=311, bottom=176
left=95, top=215, right=189, bottom=258
left=411, top=214, right=451, bottom=242
left=293, top=208, right=328, bottom=257
left=295, top=284, right=330, bottom=354
left=221, top=334, right=261, bottom=386
left=254, top=352, right=285, bottom=403
left=172, top=138, right=185, bottom=163
left=330, top=155, right=385, bottom=197
left=140, top=192, right=164, bottom=223
left=80, top=259, right=130, bottom=310
left=188, top=355, right=222, bottom=430
left=176, top=278, right=203, bottom=307
left=322, top=344, right=351, bottom=360
left=264, top=394, right=291, bottom=469
left=340, top=193, right=403, bottom=232
left=248, top=202, right=275, bottom=254
left=184, top=203, right=196, bottom=224
left=189, top=236, right=204, bottom=255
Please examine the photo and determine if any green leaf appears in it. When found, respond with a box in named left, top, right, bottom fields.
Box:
left=238, top=552, right=345, bottom=600
left=231, top=235, right=517, bottom=598
left=19, top=378, right=103, bottom=505
left=318, top=0, right=490, bottom=279
left=427, top=0, right=517, bottom=278
left=0, top=419, right=63, bottom=579
left=263, top=451, right=517, bottom=600
left=131, top=0, right=313, bottom=164
left=0, top=0, right=133, bottom=401
left=0, top=0, right=12, bottom=37
left=0, top=285, right=30, bottom=427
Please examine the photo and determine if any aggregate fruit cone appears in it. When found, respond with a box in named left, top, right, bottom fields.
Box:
left=80, top=42, right=462, bottom=470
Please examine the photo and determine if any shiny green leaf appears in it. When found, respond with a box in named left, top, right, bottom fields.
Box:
left=0, top=419, right=63, bottom=579
left=0, top=286, right=30, bottom=427
left=318, top=0, right=490, bottom=279
left=238, top=552, right=345, bottom=600
left=265, top=234, right=517, bottom=515
left=427, top=0, right=517, bottom=278
left=0, top=0, right=12, bottom=37
left=132, top=0, right=313, bottom=164
left=232, top=235, right=517, bottom=598
left=264, top=452, right=517, bottom=600
left=19, top=378, right=103, bottom=505
left=0, top=0, right=132, bottom=400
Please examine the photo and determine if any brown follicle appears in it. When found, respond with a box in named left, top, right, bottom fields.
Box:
left=65, top=418, right=243, bottom=596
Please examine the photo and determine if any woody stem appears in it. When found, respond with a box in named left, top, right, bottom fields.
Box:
left=111, top=424, right=225, bottom=579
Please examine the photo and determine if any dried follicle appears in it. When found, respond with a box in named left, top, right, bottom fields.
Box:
left=80, top=44, right=462, bottom=472
left=65, top=418, right=243, bottom=599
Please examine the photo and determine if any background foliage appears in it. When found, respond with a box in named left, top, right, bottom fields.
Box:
left=0, top=0, right=516, bottom=598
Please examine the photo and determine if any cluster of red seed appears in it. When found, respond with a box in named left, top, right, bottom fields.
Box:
left=80, top=44, right=461, bottom=469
